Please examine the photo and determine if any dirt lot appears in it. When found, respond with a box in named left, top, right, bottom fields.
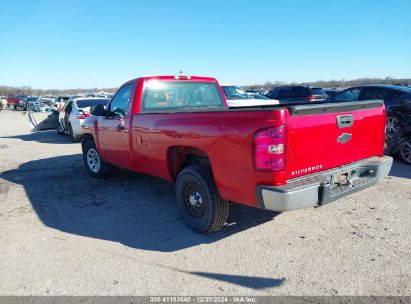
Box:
left=0, top=109, right=410, bottom=296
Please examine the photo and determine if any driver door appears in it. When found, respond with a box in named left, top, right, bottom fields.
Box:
left=99, top=83, right=133, bottom=169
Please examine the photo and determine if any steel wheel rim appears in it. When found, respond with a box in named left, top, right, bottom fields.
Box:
left=87, top=148, right=101, bottom=173
left=183, top=182, right=205, bottom=218
left=401, top=139, right=411, bottom=164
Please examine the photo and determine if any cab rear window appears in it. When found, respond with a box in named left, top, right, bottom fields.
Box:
left=142, top=81, right=226, bottom=112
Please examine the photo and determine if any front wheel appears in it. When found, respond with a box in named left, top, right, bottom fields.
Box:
left=83, top=140, right=111, bottom=178
left=175, top=165, right=229, bottom=233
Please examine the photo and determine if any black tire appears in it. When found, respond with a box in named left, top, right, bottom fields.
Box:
left=175, top=165, right=229, bottom=233
left=83, top=140, right=111, bottom=178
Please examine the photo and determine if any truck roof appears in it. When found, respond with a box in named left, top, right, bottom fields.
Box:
left=140, top=75, right=218, bottom=82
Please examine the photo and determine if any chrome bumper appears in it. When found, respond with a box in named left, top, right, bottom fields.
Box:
left=256, top=156, right=393, bottom=212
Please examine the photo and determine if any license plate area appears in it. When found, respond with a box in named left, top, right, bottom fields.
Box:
left=331, top=170, right=351, bottom=188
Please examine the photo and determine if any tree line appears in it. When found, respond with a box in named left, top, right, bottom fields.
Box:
left=1, top=77, right=410, bottom=96
left=0, top=85, right=117, bottom=97
left=244, top=77, right=411, bottom=90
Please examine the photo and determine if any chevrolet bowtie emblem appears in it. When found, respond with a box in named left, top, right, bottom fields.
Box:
left=337, top=133, right=352, bottom=144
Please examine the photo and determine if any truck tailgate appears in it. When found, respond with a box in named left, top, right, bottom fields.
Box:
left=285, top=100, right=386, bottom=180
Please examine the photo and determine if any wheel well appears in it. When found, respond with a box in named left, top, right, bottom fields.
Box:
left=81, top=134, right=94, bottom=153
left=167, top=146, right=211, bottom=181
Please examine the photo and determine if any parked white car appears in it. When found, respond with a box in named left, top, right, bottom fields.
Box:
left=220, top=84, right=279, bottom=107
left=23, top=96, right=39, bottom=111
left=57, top=97, right=109, bottom=142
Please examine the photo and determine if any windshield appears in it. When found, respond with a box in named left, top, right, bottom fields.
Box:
left=76, top=99, right=109, bottom=108
left=221, top=86, right=250, bottom=100
left=142, top=81, right=225, bottom=112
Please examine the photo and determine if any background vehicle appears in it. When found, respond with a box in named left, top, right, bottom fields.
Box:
left=331, top=85, right=411, bottom=110
left=80, top=75, right=392, bottom=233
left=246, top=89, right=265, bottom=95
left=38, top=96, right=56, bottom=107
left=265, top=86, right=327, bottom=103
left=57, top=97, right=109, bottom=142
left=23, top=97, right=39, bottom=111
left=247, top=92, right=270, bottom=100
left=323, top=88, right=339, bottom=99
left=221, top=85, right=279, bottom=107
left=7, top=95, right=27, bottom=109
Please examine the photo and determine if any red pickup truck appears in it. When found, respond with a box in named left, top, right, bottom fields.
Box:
left=81, top=76, right=393, bottom=233
left=7, top=95, right=26, bottom=109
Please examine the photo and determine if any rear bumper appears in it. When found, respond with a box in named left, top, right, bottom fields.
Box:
left=256, top=156, right=393, bottom=212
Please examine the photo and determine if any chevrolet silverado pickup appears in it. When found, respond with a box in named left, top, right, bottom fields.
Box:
left=81, top=75, right=393, bottom=233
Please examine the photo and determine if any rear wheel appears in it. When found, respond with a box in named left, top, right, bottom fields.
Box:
left=83, top=140, right=111, bottom=178
left=400, top=137, right=411, bottom=165
left=175, top=165, right=229, bottom=233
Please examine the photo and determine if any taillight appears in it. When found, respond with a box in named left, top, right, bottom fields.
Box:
left=77, top=113, right=90, bottom=119
left=254, top=125, right=285, bottom=172
left=304, top=95, right=317, bottom=101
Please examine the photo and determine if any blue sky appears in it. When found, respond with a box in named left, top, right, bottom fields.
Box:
left=0, top=0, right=410, bottom=89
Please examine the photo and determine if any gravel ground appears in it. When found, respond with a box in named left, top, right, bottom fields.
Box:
left=0, top=109, right=410, bottom=296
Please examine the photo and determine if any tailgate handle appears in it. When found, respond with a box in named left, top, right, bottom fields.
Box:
left=336, top=114, right=353, bottom=128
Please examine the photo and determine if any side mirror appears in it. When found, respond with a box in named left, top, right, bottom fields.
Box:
left=90, top=104, right=107, bottom=116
